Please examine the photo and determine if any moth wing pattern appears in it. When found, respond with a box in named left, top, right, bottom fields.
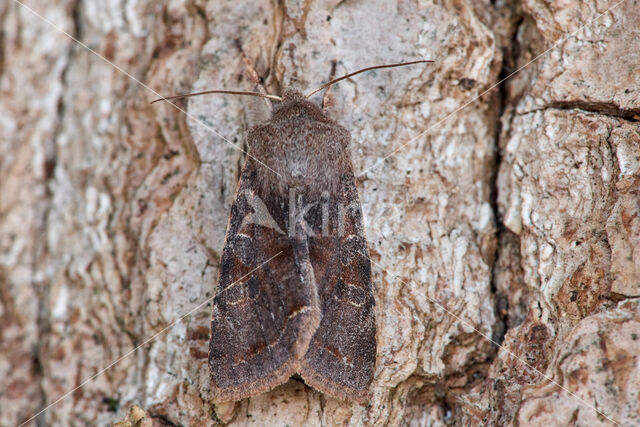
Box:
left=299, top=169, right=377, bottom=402
left=208, top=160, right=320, bottom=402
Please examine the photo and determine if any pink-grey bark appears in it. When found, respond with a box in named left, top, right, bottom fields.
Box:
left=1, top=0, right=638, bottom=425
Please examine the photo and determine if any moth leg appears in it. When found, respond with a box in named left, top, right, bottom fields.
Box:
left=234, top=38, right=273, bottom=124
left=234, top=38, right=264, bottom=90
left=322, top=60, right=338, bottom=113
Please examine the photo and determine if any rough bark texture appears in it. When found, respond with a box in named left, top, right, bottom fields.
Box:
left=0, top=0, right=637, bottom=426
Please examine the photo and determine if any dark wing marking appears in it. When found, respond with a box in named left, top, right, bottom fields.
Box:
left=299, top=171, right=376, bottom=402
left=209, top=160, right=320, bottom=402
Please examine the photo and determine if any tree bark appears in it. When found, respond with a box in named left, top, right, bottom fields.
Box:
left=0, top=0, right=637, bottom=425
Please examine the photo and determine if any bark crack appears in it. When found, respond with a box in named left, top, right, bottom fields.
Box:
left=32, top=0, right=82, bottom=423
left=519, top=101, right=640, bottom=121
left=488, top=8, right=525, bottom=350
left=0, top=4, right=8, bottom=78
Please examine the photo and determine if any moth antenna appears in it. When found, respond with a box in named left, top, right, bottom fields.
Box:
left=150, top=90, right=283, bottom=105
left=305, top=60, right=434, bottom=99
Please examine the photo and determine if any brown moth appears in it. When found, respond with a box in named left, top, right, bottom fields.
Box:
left=153, top=60, right=431, bottom=403
left=209, top=87, right=375, bottom=402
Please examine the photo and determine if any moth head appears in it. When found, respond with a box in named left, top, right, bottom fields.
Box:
left=281, top=88, right=305, bottom=102
left=269, top=88, right=332, bottom=125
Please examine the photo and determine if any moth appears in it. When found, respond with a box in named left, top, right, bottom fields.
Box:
left=154, top=60, right=431, bottom=403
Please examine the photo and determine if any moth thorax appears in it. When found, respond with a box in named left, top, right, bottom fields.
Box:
left=287, top=151, right=310, bottom=178
left=249, top=120, right=351, bottom=199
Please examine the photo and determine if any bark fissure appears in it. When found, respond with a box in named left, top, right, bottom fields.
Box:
left=519, top=102, right=640, bottom=121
